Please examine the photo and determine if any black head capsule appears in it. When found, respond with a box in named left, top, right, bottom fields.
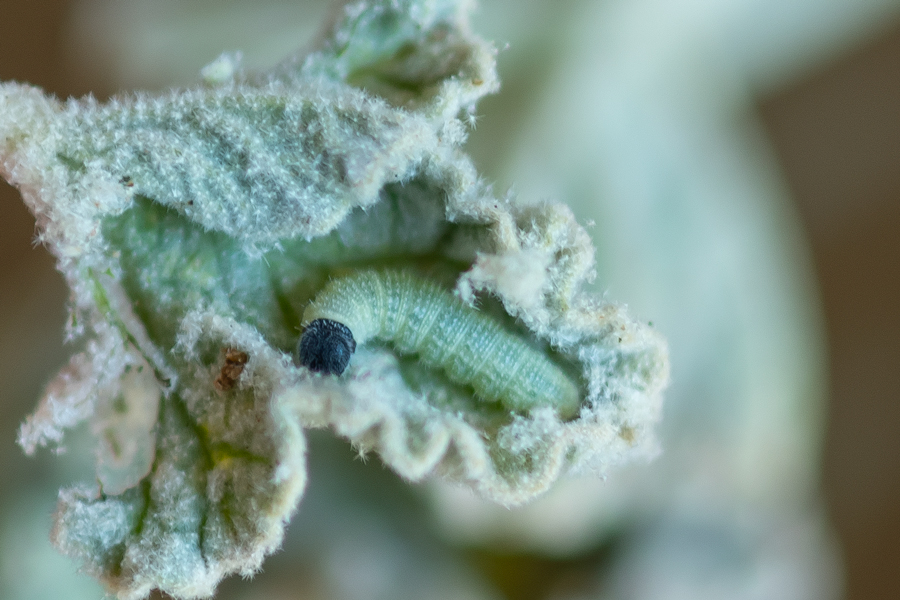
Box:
left=298, top=318, right=357, bottom=375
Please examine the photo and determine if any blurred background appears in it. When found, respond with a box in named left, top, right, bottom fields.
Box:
left=1, top=0, right=898, bottom=599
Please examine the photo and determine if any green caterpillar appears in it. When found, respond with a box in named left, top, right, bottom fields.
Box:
left=298, top=270, right=581, bottom=418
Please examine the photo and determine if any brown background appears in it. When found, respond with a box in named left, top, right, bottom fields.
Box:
left=759, top=25, right=900, bottom=600
left=1, top=2, right=898, bottom=598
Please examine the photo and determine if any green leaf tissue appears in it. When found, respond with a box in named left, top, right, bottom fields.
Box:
left=0, top=0, right=669, bottom=598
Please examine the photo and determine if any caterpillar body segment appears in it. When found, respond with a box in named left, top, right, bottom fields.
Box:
left=299, top=270, right=581, bottom=418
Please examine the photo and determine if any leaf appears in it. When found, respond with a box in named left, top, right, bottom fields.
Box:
left=0, top=0, right=668, bottom=597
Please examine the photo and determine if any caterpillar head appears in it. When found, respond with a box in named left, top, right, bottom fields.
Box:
left=297, top=319, right=357, bottom=376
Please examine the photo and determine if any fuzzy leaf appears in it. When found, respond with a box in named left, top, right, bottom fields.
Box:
left=1, top=0, right=668, bottom=597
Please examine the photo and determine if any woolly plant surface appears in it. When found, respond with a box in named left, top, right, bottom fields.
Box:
left=0, top=0, right=669, bottom=598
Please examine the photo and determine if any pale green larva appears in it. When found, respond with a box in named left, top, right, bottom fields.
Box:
left=298, top=270, right=581, bottom=418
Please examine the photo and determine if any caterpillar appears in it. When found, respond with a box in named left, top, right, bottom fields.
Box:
left=297, top=270, right=580, bottom=418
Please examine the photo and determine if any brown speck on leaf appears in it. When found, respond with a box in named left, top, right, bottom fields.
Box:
left=215, top=348, right=249, bottom=391
left=619, top=426, right=635, bottom=444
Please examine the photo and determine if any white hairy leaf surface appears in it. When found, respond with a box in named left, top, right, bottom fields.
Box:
left=0, top=0, right=668, bottom=597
